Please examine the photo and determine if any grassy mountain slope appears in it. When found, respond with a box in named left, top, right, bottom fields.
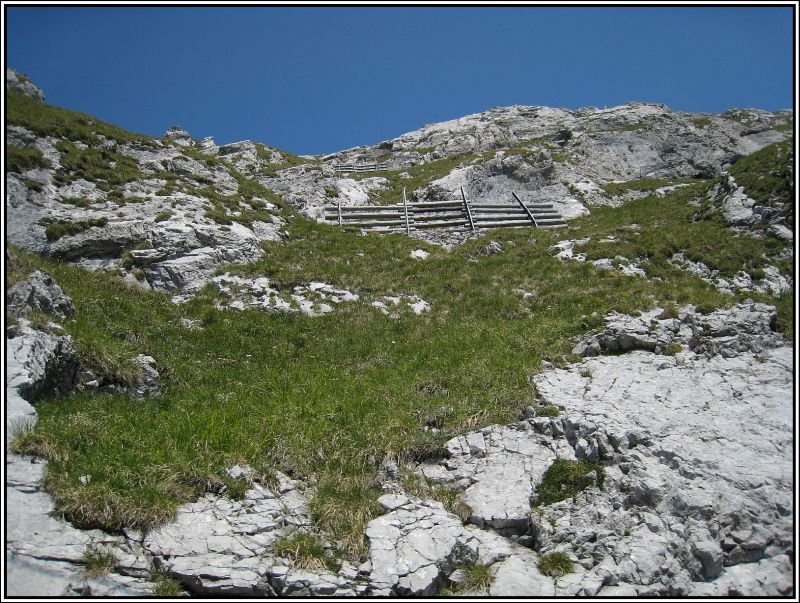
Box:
left=5, top=92, right=794, bottom=562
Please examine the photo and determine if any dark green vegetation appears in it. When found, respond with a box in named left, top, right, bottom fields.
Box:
left=151, top=572, right=184, bottom=596
left=537, top=552, right=574, bottom=577
left=577, top=183, right=793, bottom=335
left=39, top=217, right=109, bottom=241
left=691, top=116, right=712, bottom=128
left=613, top=121, right=647, bottom=132
left=6, top=145, right=50, bottom=173
left=729, top=140, right=793, bottom=228
left=402, top=473, right=472, bottom=521
left=534, top=459, right=605, bottom=507
left=443, top=562, right=494, bottom=594
left=535, top=404, right=561, bottom=418
left=7, top=90, right=155, bottom=146
left=54, top=140, right=143, bottom=191
left=257, top=142, right=315, bottom=177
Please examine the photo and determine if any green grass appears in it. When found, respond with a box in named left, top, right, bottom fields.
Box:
left=60, top=197, right=94, bottom=208
left=402, top=473, right=472, bottom=521
left=537, top=552, right=573, bottom=577
left=40, top=217, right=109, bottom=241
left=535, top=405, right=561, bottom=418
left=151, top=572, right=184, bottom=596
left=272, top=532, right=339, bottom=571
left=578, top=182, right=793, bottom=324
left=691, top=116, right=712, bottom=128
left=7, top=166, right=794, bottom=555
left=154, top=211, right=174, bottom=223
left=80, top=545, right=116, bottom=577
left=54, top=140, right=143, bottom=191
left=534, top=459, right=604, bottom=506
left=257, top=143, right=314, bottom=176
left=356, top=152, right=478, bottom=205
left=613, top=121, right=647, bottom=132
left=7, top=89, right=155, bottom=147
left=188, top=167, right=287, bottom=227
left=448, top=562, right=494, bottom=593
left=6, top=145, right=50, bottom=173
left=600, top=177, right=686, bottom=196
left=23, top=178, right=44, bottom=192
left=728, top=140, right=793, bottom=224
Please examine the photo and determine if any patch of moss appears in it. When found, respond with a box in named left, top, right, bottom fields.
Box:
left=534, top=459, right=604, bottom=506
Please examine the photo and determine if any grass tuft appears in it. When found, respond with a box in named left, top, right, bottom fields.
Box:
left=151, top=571, right=184, bottom=596
left=534, top=459, right=604, bottom=507
left=537, top=552, right=573, bottom=577
left=41, top=217, right=109, bottom=241
left=272, top=532, right=339, bottom=571
left=448, top=562, right=494, bottom=593
left=536, top=404, right=561, bottom=418
left=7, top=145, right=50, bottom=173
left=80, top=545, right=116, bottom=577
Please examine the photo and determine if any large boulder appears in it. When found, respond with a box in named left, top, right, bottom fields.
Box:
left=7, top=270, right=76, bottom=319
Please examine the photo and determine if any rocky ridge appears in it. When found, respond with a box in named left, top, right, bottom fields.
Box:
left=6, top=67, right=793, bottom=304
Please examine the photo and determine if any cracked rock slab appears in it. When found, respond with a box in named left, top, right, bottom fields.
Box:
left=365, top=494, right=465, bottom=596
left=144, top=477, right=314, bottom=595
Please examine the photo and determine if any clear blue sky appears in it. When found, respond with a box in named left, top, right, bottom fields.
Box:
left=5, top=5, right=795, bottom=155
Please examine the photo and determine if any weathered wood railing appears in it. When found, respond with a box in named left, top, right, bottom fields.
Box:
left=322, top=192, right=567, bottom=232
left=333, top=161, right=391, bottom=173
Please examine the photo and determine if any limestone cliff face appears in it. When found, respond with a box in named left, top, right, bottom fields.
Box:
left=271, top=101, right=791, bottom=217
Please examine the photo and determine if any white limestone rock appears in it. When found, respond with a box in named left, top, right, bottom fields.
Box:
left=6, top=320, right=78, bottom=402
left=6, top=270, right=76, bottom=319
left=7, top=67, right=44, bottom=101
left=365, top=495, right=465, bottom=596
left=144, top=476, right=313, bottom=596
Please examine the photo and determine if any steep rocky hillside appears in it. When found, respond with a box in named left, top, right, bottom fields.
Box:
left=4, top=68, right=795, bottom=597
left=273, top=101, right=791, bottom=216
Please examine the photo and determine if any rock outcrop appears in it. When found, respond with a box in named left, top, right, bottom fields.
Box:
left=5, top=277, right=156, bottom=595
left=7, top=269, right=75, bottom=319
left=6, top=67, right=45, bottom=101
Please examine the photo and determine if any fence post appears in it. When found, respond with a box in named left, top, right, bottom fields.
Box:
left=403, top=187, right=411, bottom=235
left=512, top=191, right=538, bottom=227
left=461, top=187, right=476, bottom=231
left=337, top=201, right=342, bottom=226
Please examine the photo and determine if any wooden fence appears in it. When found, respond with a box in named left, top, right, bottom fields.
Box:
left=322, top=188, right=567, bottom=232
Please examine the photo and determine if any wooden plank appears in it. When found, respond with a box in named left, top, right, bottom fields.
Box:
left=511, top=192, right=538, bottom=227
left=403, top=187, right=410, bottom=236
left=461, top=187, right=476, bottom=231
